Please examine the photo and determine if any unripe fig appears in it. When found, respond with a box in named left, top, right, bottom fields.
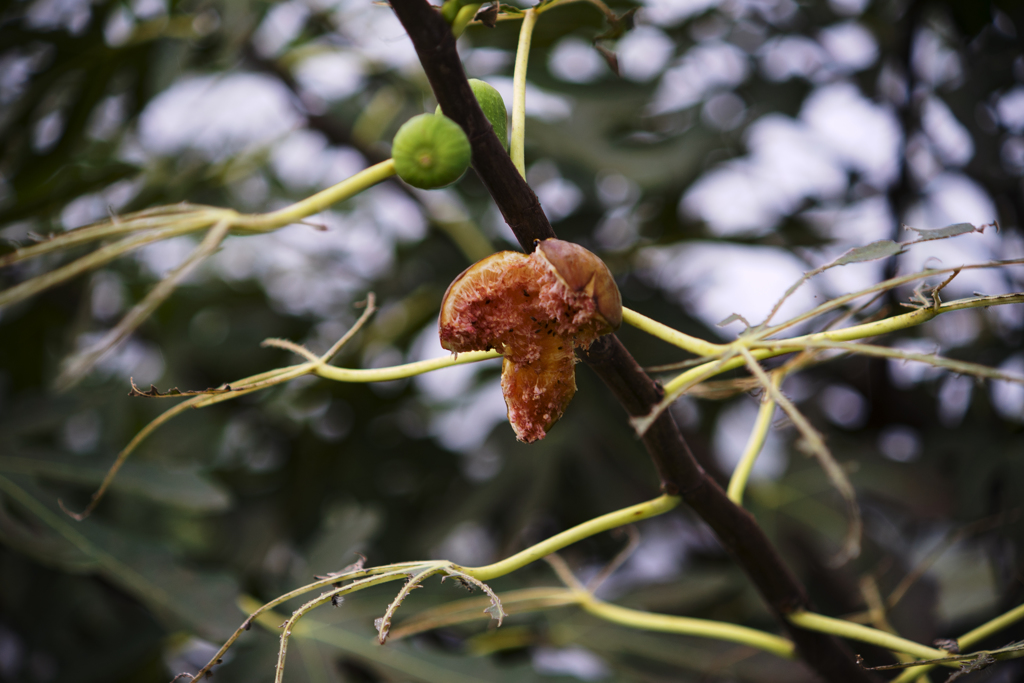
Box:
left=439, top=239, right=621, bottom=442
left=440, top=0, right=461, bottom=23
left=436, top=79, right=508, bottom=152
left=392, top=113, right=472, bottom=189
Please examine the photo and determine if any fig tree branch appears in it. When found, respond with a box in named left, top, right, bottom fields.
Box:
left=388, top=1, right=879, bottom=680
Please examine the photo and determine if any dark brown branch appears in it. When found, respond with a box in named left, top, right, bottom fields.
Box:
left=388, top=2, right=554, bottom=249
left=389, top=1, right=879, bottom=681
left=580, top=336, right=880, bottom=682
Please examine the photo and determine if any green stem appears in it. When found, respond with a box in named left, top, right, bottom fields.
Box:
left=622, top=307, right=725, bottom=356
left=193, top=564, right=429, bottom=682
left=1, top=161, right=398, bottom=311
left=315, top=350, right=500, bottom=383
left=739, top=346, right=861, bottom=565
left=758, top=263, right=1022, bottom=340
left=726, top=371, right=781, bottom=504
left=82, top=339, right=495, bottom=521
left=451, top=3, right=481, bottom=37
left=752, top=338, right=1024, bottom=386
left=510, top=8, right=538, bottom=178
left=580, top=595, right=796, bottom=659
left=210, top=492, right=968, bottom=678
left=0, top=218, right=220, bottom=310
left=387, top=581, right=796, bottom=660
left=463, top=494, right=681, bottom=581
left=660, top=292, right=1023, bottom=399
left=958, top=601, right=1024, bottom=649
left=212, top=494, right=677, bottom=680
left=787, top=611, right=957, bottom=665
left=236, top=159, right=397, bottom=231
left=275, top=568, right=427, bottom=683
left=891, top=601, right=1024, bottom=682
left=0, top=205, right=216, bottom=268
left=781, top=306, right=937, bottom=344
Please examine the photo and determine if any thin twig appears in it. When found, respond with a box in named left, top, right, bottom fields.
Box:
left=586, top=525, right=640, bottom=592
left=189, top=564, right=426, bottom=682
left=56, top=218, right=233, bottom=390
left=887, top=511, right=1021, bottom=610
left=752, top=339, right=1024, bottom=387
left=727, top=370, right=782, bottom=506
left=261, top=339, right=321, bottom=363
left=65, top=295, right=383, bottom=519
left=510, top=8, right=538, bottom=177
left=321, top=293, right=377, bottom=362
left=0, top=219, right=216, bottom=310
left=376, top=566, right=442, bottom=644
left=738, top=346, right=861, bottom=565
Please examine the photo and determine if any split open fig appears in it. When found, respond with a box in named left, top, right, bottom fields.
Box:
left=439, top=239, right=622, bottom=442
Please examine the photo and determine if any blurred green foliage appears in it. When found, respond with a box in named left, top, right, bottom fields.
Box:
left=1, top=0, right=1023, bottom=681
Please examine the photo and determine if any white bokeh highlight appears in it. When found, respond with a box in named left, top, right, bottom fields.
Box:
left=651, top=41, right=749, bottom=114
left=680, top=83, right=900, bottom=236
left=640, top=242, right=819, bottom=335
left=714, top=398, right=788, bottom=481
left=548, top=37, right=607, bottom=83
left=617, top=26, right=676, bottom=82
left=139, top=73, right=302, bottom=161
left=991, top=354, right=1024, bottom=423
left=818, top=21, right=878, bottom=73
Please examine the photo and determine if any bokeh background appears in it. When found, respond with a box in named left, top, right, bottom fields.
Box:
left=1, top=0, right=1023, bottom=680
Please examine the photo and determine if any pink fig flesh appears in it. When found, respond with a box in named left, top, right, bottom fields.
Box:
left=439, top=239, right=621, bottom=442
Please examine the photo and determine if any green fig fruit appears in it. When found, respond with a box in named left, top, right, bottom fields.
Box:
left=436, top=79, right=508, bottom=151
left=392, top=113, right=472, bottom=189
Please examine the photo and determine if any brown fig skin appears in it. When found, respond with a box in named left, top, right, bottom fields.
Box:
left=500, top=335, right=576, bottom=442
left=535, top=238, right=623, bottom=332
left=438, top=239, right=621, bottom=442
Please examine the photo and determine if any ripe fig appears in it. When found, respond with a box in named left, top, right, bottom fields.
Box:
left=439, top=239, right=621, bottom=442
